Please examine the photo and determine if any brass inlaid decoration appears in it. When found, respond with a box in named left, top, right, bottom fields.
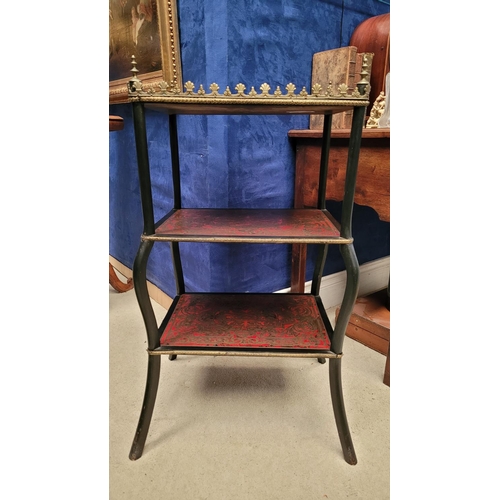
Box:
left=148, top=349, right=342, bottom=358
left=127, top=55, right=371, bottom=105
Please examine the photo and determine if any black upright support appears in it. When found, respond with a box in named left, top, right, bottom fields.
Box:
left=132, top=102, right=155, bottom=235
left=129, top=239, right=161, bottom=460
left=169, top=114, right=182, bottom=209
left=129, top=103, right=164, bottom=459
left=129, top=355, right=161, bottom=460
left=312, top=112, right=333, bottom=298
left=133, top=240, right=159, bottom=349
left=327, top=105, right=365, bottom=465
left=332, top=105, right=365, bottom=354
left=317, top=113, right=332, bottom=210
left=311, top=244, right=328, bottom=297
left=168, top=114, right=185, bottom=298
left=168, top=113, right=183, bottom=362
left=329, top=356, right=357, bottom=465
left=170, top=241, right=185, bottom=296
left=340, top=106, right=365, bottom=241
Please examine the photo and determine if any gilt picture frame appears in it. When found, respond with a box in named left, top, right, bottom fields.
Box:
left=109, top=0, right=182, bottom=104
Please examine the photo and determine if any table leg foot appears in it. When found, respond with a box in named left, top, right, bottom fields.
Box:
left=129, top=355, right=161, bottom=461
left=329, top=357, right=357, bottom=465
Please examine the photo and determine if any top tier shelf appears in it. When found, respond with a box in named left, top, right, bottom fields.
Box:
left=127, top=57, right=370, bottom=115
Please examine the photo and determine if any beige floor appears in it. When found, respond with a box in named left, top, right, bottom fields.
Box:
left=110, top=286, right=390, bottom=499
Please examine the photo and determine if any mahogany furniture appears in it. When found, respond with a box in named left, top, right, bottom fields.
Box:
left=125, top=56, right=370, bottom=464
left=109, top=114, right=125, bottom=132
left=289, top=127, right=389, bottom=291
left=349, top=13, right=390, bottom=117
left=109, top=115, right=134, bottom=293
left=288, top=127, right=390, bottom=385
left=347, top=13, right=391, bottom=385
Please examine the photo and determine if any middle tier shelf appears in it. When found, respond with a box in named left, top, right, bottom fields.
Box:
left=151, top=293, right=340, bottom=358
left=144, top=208, right=351, bottom=244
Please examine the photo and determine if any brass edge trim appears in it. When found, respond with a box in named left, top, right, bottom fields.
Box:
left=147, top=349, right=342, bottom=358
left=129, top=96, right=369, bottom=107
left=141, top=235, right=353, bottom=244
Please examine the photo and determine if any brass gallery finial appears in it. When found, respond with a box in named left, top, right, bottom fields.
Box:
left=356, top=55, right=370, bottom=96
left=128, top=57, right=371, bottom=102
left=127, top=55, right=142, bottom=94
left=130, top=55, right=139, bottom=78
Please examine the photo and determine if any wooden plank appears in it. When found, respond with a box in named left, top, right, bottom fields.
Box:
left=345, top=322, right=389, bottom=355
left=289, top=128, right=390, bottom=139
left=336, top=290, right=390, bottom=356
left=350, top=292, right=390, bottom=340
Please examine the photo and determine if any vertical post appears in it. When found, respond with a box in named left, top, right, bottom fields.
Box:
left=332, top=105, right=365, bottom=354
left=129, top=355, right=161, bottom=460
left=168, top=114, right=185, bottom=295
left=329, top=356, right=357, bottom=465
left=333, top=244, right=359, bottom=353
left=128, top=67, right=163, bottom=461
left=132, top=102, right=155, bottom=235
left=170, top=241, right=185, bottom=295
left=311, top=244, right=328, bottom=297
left=169, top=114, right=182, bottom=209
left=317, top=113, right=333, bottom=210
left=133, top=240, right=159, bottom=350
left=340, top=106, right=365, bottom=239
left=328, top=104, right=366, bottom=465
left=311, top=112, right=333, bottom=297
left=130, top=239, right=162, bottom=461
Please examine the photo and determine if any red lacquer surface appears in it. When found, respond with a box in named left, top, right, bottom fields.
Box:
left=154, top=209, right=341, bottom=241
left=160, top=294, right=331, bottom=350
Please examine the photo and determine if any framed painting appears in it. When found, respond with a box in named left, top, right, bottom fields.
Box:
left=109, top=0, right=182, bottom=103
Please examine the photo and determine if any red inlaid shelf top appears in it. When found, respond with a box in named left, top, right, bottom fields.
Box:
left=147, top=209, right=345, bottom=243
left=160, top=294, right=331, bottom=350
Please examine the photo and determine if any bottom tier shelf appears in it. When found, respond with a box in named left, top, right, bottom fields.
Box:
left=152, top=293, right=338, bottom=358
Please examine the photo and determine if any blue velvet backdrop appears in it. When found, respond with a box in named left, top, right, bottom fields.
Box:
left=109, top=0, right=390, bottom=297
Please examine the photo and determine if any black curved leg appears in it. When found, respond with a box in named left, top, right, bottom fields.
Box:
left=328, top=243, right=359, bottom=464
left=332, top=244, right=359, bottom=352
left=317, top=357, right=326, bottom=364
left=329, top=356, right=357, bottom=465
left=129, top=355, right=161, bottom=460
left=129, top=239, right=161, bottom=460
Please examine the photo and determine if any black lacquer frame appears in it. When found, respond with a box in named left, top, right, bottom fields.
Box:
left=127, top=100, right=365, bottom=464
